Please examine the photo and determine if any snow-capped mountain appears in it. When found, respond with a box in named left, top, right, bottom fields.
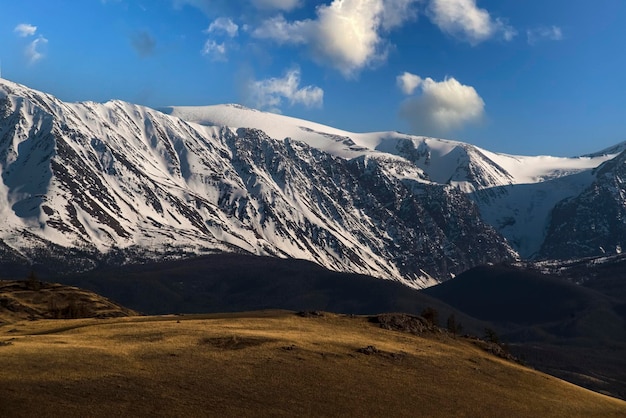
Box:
left=1, top=79, right=624, bottom=287
left=163, top=104, right=619, bottom=258
left=538, top=149, right=626, bottom=259
left=0, top=79, right=518, bottom=288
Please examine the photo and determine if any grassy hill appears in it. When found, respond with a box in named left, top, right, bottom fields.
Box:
left=1, top=310, right=624, bottom=417
left=0, top=278, right=136, bottom=324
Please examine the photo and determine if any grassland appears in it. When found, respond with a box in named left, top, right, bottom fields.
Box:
left=1, top=311, right=624, bottom=417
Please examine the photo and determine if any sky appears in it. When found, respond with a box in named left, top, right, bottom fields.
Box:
left=1, top=0, right=625, bottom=157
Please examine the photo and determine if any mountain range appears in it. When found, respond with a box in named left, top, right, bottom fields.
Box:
left=1, top=78, right=625, bottom=287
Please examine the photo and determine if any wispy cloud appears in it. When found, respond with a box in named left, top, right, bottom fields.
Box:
left=25, top=36, right=48, bottom=64
left=427, top=0, right=516, bottom=45
left=202, top=40, right=228, bottom=61
left=527, top=26, right=563, bottom=45
left=246, top=68, right=323, bottom=112
left=398, top=73, right=485, bottom=135
left=201, top=17, right=239, bottom=61
left=253, top=0, right=420, bottom=78
left=174, top=0, right=301, bottom=14
left=251, top=0, right=302, bottom=11
left=14, top=23, right=38, bottom=37
left=14, top=23, right=48, bottom=64
left=206, top=17, right=239, bottom=38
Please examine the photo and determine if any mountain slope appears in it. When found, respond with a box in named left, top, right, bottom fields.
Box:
left=163, top=104, right=618, bottom=258
left=421, top=264, right=626, bottom=398
left=0, top=79, right=517, bottom=287
left=56, top=253, right=491, bottom=335
left=539, top=150, right=626, bottom=259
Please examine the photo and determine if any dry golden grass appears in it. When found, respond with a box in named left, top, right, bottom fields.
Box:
left=0, top=280, right=136, bottom=324
left=0, top=311, right=624, bottom=417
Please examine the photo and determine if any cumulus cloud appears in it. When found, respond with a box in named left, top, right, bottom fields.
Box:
left=398, top=73, right=485, bottom=135
left=397, top=72, right=423, bottom=95
left=131, top=31, right=156, bottom=57
left=206, top=17, right=239, bottom=37
left=253, top=0, right=419, bottom=77
left=427, top=0, right=515, bottom=45
left=246, top=68, right=323, bottom=112
left=14, top=23, right=38, bottom=37
left=251, top=0, right=302, bottom=11
left=527, top=26, right=563, bottom=45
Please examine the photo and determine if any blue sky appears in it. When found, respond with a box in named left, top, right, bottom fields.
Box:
left=1, top=0, right=625, bottom=156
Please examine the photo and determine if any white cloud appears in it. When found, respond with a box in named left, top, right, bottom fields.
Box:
left=399, top=75, right=485, bottom=135
left=397, top=72, right=423, bottom=95
left=247, top=68, right=323, bottom=112
left=14, top=23, right=38, bottom=37
left=381, top=0, right=420, bottom=31
left=252, top=15, right=309, bottom=44
left=206, top=17, right=239, bottom=38
left=202, top=39, right=227, bottom=60
left=527, top=26, right=563, bottom=45
left=202, top=18, right=239, bottom=60
left=26, top=36, right=48, bottom=64
left=253, top=0, right=420, bottom=77
left=14, top=23, right=48, bottom=64
left=427, top=0, right=515, bottom=45
left=251, top=0, right=302, bottom=11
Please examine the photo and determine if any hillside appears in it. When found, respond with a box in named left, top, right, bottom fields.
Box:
left=1, top=311, right=624, bottom=417
left=0, top=278, right=136, bottom=324
left=422, top=264, right=626, bottom=398
left=57, top=253, right=488, bottom=334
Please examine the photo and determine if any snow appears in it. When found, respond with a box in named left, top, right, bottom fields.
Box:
left=163, top=104, right=615, bottom=189
left=1, top=78, right=624, bottom=287
left=160, top=103, right=624, bottom=261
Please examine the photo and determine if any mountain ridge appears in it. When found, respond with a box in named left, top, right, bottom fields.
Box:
left=0, top=78, right=516, bottom=287
left=2, top=78, right=626, bottom=286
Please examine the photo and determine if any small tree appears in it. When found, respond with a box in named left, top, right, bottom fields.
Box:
left=446, top=314, right=462, bottom=336
left=421, top=307, right=439, bottom=327
left=26, top=270, right=41, bottom=291
left=484, top=327, right=500, bottom=344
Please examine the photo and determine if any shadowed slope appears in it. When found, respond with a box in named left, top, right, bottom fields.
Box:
left=57, top=253, right=489, bottom=335
left=421, top=264, right=626, bottom=399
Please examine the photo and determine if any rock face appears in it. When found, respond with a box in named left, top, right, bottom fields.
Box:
left=0, top=79, right=517, bottom=288
left=539, top=150, right=626, bottom=259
